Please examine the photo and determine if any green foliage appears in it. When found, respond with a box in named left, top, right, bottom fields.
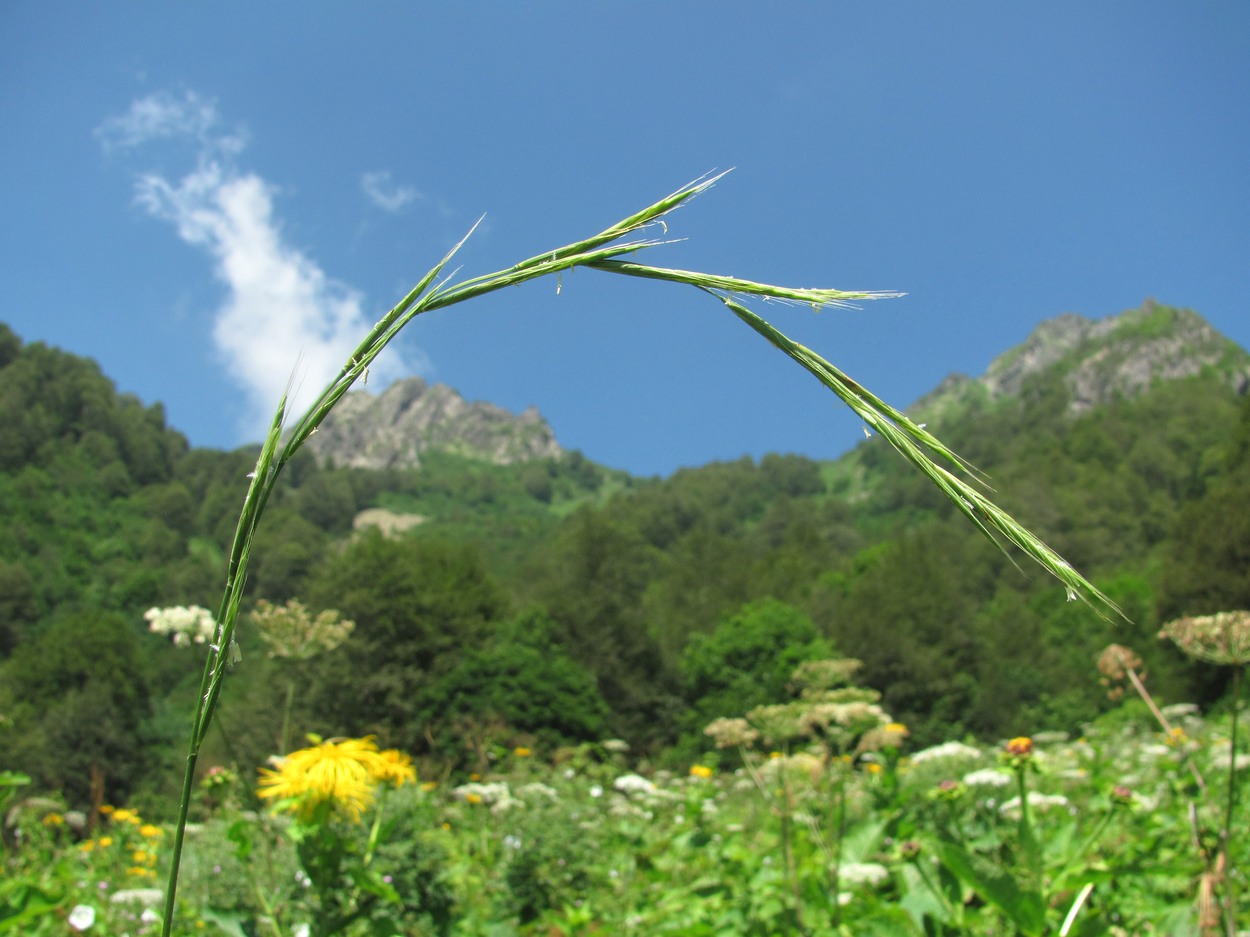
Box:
left=422, top=610, right=609, bottom=760
left=304, top=533, right=509, bottom=752
left=1157, top=393, right=1250, bottom=623
left=0, top=612, right=152, bottom=806
left=679, top=598, right=832, bottom=739
left=529, top=506, right=677, bottom=747
left=825, top=526, right=985, bottom=744
left=3, top=306, right=1250, bottom=835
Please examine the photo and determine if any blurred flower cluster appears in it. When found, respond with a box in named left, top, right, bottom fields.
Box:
left=145, top=605, right=216, bottom=647
left=1160, top=610, right=1250, bottom=666
left=250, top=598, right=355, bottom=660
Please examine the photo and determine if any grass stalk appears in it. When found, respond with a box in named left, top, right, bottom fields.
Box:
left=1111, top=649, right=1208, bottom=795
left=160, top=173, right=1121, bottom=935
left=1220, top=665, right=1242, bottom=936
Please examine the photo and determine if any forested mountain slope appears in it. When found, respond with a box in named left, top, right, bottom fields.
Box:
left=1, top=302, right=1247, bottom=808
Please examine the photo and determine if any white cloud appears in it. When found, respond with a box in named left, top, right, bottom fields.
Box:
left=96, top=89, right=245, bottom=156
left=100, top=91, right=413, bottom=441
left=361, top=170, right=420, bottom=213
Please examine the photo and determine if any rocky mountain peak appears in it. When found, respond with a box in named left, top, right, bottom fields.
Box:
left=914, top=301, right=1250, bottom=422
left=303, top=377, right=563, bottom=470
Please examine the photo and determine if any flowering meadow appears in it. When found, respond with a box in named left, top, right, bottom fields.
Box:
left=4, top=181, right=1248, bottom=937
left=4, top=674, right=1245, bottom=935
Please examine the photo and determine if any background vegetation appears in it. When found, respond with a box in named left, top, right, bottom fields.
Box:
left=1, top=314, right=1248, bottom=812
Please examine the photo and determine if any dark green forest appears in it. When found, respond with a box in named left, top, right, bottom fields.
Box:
left=1, top=313, right=1248, bottom=813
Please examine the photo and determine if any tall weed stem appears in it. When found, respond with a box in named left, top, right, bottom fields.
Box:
left=1220, top=666, right=1242, bottom=936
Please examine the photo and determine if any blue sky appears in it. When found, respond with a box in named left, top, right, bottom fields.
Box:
left=2, top=4, right=1247, bottom=477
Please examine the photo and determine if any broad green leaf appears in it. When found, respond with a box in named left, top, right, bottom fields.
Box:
left=933, top=839, right=1048, bottom=936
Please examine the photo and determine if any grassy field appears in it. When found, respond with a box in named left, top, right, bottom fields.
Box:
left=4, top=693, right=1244, bottom=936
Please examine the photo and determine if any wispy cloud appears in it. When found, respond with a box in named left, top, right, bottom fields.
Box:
left=98, top=90, right=414, bottom=441
left=97, top=88, right=245, bottom=156
left=361, top=170, right=421, bottom=213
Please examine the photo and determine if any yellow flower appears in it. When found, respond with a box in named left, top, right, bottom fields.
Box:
left=689, top=765, right=714, bottom=779
left=97, top=836, right=114, bottom=848
left=112, top=808, right=140, bottom=825
left=1006, top=737, right=1034, bottom=757
left=513, top=746, right=532, bottom=758
left=465, top=792, right=483, bottom=805
left=98, top=805, right=115, bottom=816
left=139, top=824, right=164, bottom=839
left=257, top=736, right=390, bottom=821
left=885, top=722, right=909, bottom=735
left=127, top=866, right=156, bottom=878
left=420, top=781, right=438, bottom=793
left=374, top=748, right=417, bottom=787
left=864, top=762, right=883, bottom=775
left=42, top=812, right=65, bottom=827
left=79, top=840, right=96, bottom=853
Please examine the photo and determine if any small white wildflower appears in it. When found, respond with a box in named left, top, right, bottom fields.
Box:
left=109, top=888, right=164, bottom=906
left=613, top=773, right=656, bottom=796
left=517, top=782, right=559, bottom=801
left=998, top=792, right=1070, bottom=818
left=1161, top=703, right=1201, bottom=719
left=608, top=799, right=649, bottom=820
left=962, top=768, right=1012, bottom=788
left=589, top=785, right=603, bottom=798
left=145, top=606, right=216, bottom=647
left=910, top=741, right=982, bottom=765
left=602, top=738, right=631, bottom=753
left=838, top=861, right=890, bottom=888
left=453, top=781, right=512, bottom=806
left=68, top=905, right=96, bottom=931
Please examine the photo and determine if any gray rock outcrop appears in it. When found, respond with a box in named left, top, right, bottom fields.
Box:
left=303, top=377, right=563, bottom=470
